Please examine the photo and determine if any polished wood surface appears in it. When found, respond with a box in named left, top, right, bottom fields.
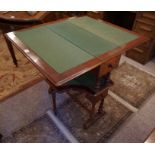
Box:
left=0, top=11, right=50, bottom=22
left=5, top=16, right=148, bottom=87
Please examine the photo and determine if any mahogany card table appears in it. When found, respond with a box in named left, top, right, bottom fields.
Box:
left=4, top=16, right=147, bottom=128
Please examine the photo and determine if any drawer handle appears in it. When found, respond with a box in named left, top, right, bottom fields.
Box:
left=108, top=64, right=113, bottom=69
left=134, top=48, right=144, bottom=53
left=139, top=25, right=152, bottom=32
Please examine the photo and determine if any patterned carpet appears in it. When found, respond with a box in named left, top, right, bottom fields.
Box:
left=2, top=92, right=132, bottom=143
left=0, top=35, right=43, bottom=102
left=57, top=94, right=132, bottom=142
left=3, top=116, right=68, bottom=143
left=110, top=62, right=155, bottom=108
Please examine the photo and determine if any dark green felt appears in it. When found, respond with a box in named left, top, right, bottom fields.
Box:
left=67, top=71, right=97, bottom=91
left=46, top=21, right=118, bottom=57
left=67, top=71, right=107, bottom=92
left=68, top=16, right=138, bottom=47
left=15, top=27, right=94, bottom=73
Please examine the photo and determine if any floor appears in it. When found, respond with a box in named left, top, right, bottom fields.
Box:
left=1, top=55, right=155, bottom=143
left=107, top=55, right=155, bottom=142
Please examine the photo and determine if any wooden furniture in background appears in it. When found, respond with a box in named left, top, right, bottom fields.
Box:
left=87, top=11, right=104, bottom=19
left=48, top=11, right=86, bottom=20
left=126, top=12, right=155, bottom=64
left=0, top=11, right=53, bottom=33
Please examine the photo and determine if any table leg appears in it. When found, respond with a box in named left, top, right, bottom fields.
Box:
left=97, top=96, right=105, bottom=115
left=48, top=86, right=57, bottom=115
left=51, top=91, right=57, bottom=115
left=0, top=133, right=3, bottom=143
left=4, top=35, right=18, bottom=67
left=83, top=103, right=96, bottom=129
left=84, top=95, right=106, bottom=129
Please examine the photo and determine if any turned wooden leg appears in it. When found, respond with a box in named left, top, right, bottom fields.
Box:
left=48, top=86, right=53, bottom=94
left=97, top=96, right=105, bottom=115
left=51, top=91, right=57, bottom=115
left=83, top=93, right=107, bottom=129
left=4, top=35, right=18, bottom=67
left=83, top=103, right=96, bottom=129
left=47, top=85, right=57, bottom=115
left=89, top=103, right=96, bottom=120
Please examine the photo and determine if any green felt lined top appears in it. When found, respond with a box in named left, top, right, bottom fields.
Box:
left=45, top=21, right=117, bottom=57
left=15, top=27, right=94, bottom=73
left=68, top=16, right=138, bottom=46
left=15, top=16, right=139, bottom=73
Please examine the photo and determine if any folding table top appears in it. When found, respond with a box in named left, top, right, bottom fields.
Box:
left=15, top=16, right=139, bottom=73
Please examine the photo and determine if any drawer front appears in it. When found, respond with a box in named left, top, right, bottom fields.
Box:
left=135, top=40, right=152, bottom=51
left=137, top=12, right=155, bottom=21
left=126, top=48, right=149, bottom=64
left=136, top=18, right=155, bottom=27
left=141, top=12, right=155, bottom=20
left=99, top=55, right=121, bottom=77
left=134, top=21, right=155, bottom=38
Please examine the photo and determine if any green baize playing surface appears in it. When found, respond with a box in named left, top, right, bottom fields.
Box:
left=16, top=16, right=138, bottom=73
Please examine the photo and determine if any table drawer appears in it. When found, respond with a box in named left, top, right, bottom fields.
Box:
left=134, top=21, right=155, bottom=38
left=137, top=12, right=155, bottom=21
left=126, top=47, right=149, bottom=64
left=136, top=40, right=152, bottom=50
left=141, top=12, right=155, bottom=20
left=136, top=18, right=155, bottom=27
left=99, top=55, right=121, bottom=77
